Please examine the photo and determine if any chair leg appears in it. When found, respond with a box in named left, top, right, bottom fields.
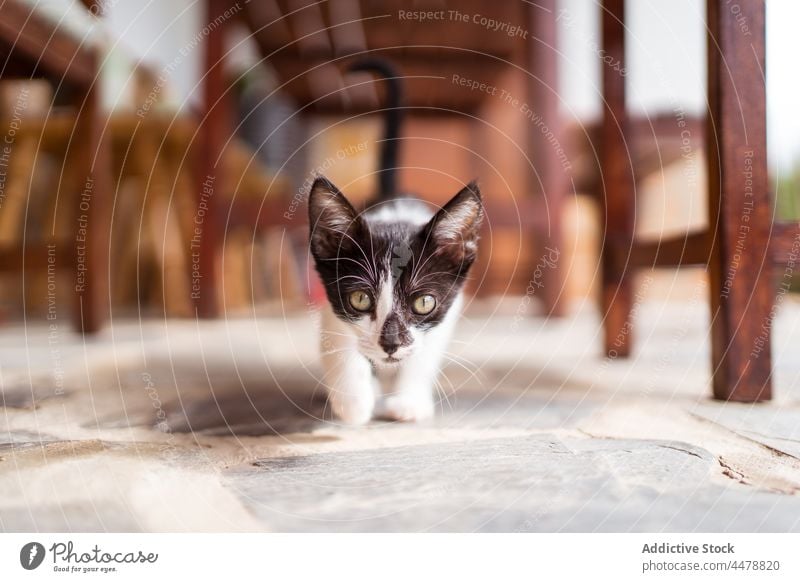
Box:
left=192, top=0, right=231, bottom=318
left=528, top=0, right=567, bottom=317
left=70, top=54, right=110, bottom=334
left=600, top=0, right=635, bottom=357
left=706, top=0, right=772, bottom=401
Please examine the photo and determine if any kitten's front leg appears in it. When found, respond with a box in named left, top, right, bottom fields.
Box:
left=323, top=352, right=375, bottom=425
left=320, top=328, right=375, bottom=424
left=325, top=354, right=375, bottom=424
left=378, top=352, right=438, bottom=422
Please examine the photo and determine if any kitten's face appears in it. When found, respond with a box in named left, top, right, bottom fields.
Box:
left=308, top=178, right=483, bottom=367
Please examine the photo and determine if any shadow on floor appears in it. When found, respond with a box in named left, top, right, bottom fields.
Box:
left=87, top=355, right=600, bottom=437
left=163, top=384, right=329, bottom=436
left=88, top=360, right=328, bottom=437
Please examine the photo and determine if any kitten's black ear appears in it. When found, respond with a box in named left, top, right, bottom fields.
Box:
left=425, top=180, right=484, bottom=260
left=308, top=177, right=364, bottom=259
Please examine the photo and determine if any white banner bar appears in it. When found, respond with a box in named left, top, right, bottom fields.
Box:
left=2, top=533, right=799, bottom=581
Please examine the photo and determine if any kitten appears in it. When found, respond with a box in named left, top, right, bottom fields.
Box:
left=307, top=59, right=483, bottom=424
left=308, top=177, right=483, bottom=424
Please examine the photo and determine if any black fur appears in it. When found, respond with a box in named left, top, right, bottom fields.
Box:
left=347, top=58, right=402, bottom=200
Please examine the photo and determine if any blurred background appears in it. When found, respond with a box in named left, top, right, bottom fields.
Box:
left=0, top=0, right=797, bottom=324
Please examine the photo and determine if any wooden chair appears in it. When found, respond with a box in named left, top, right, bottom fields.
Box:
left=599, top=0, right=797, bottom=402
left=0, top=0, right=110, bottom=333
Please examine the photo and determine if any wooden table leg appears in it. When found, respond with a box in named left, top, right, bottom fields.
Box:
left=193, top=0, right=231, bottom=318
left=529, top=0, right=567, bottom=317
left=706, top=0, right=772, bottom=401
left=70, top=53, right=110, bottom=334
left=600, top=0, right=635, bottom=357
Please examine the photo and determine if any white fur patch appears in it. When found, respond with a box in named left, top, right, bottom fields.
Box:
left=375, top=272, right=394, bottom=328
left=366, top=199, right=432, bottom=226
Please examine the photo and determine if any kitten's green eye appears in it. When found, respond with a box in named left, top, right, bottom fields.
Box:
left=412, top=294, right=436, bottom=315
left=348, top=290, right=372, bottom=312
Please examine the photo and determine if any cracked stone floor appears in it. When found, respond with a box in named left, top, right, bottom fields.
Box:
left=2, top=294, right=800, bottom=532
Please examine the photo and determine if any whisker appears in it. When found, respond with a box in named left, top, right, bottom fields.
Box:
left=339, top=230, right=377, bottom=282
left=410, top=271, right=469, bottom=290
left=335, top=275, right=376, bottom=286
left=319, top=348, right=353, bottom=357
left=318, top=255, right=377, bottom=284
left=319, top=330, right=357, bottom=339
left=408, top=226, right=442, bottom=284
left=443, top=350, right=482, bottom=375
left=441, top=353, right=482, bottom=385
left=433, top=375, right=455, bottom=413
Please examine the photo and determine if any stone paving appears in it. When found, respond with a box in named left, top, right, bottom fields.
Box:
left=2, top=298, right=800, bottom=532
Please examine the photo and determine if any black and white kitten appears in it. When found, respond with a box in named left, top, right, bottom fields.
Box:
left=307, top=60, right=483, bottom=424
left=309, top=177, right=482, bottom=424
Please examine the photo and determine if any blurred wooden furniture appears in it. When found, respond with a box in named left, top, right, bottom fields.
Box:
left=11, top=103, right=292, bottom=317
left=0, top=0, right=110, bottom=333
left=599, top=0, right=796, bottom=402
left=108, top=114, right=196, bottom=316
left=192, top=0, right=301, bottom=316
left=127, top=61, right=297, bottom=316
left=194, top=0, right=568, bottom=317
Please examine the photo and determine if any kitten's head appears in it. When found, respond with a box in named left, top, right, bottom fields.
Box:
left=308, top=177, right=483, bottom=367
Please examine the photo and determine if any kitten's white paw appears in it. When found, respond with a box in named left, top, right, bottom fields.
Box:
left=330, top=393, right=374, bottom=425
left=378, top=394, right=434, bottom=422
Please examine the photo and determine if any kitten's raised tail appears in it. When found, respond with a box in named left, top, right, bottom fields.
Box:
left=346, top=58, right=403, bottom=201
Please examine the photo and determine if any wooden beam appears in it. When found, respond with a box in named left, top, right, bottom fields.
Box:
left=528, top=0, right=567, bottom=316
left=600, top=0, right=635, bottom=358
left=706, top=0, right=771, bottom=401
left=68, top=50, right=110, bottom=333
left=0, top=0, right=95, bottom=87
left=328, top=0, right=367, bottom=56
left=769, top=221, right=800, bottom=265
left=248, top=0, right=522, bottom=59
left=608, top=230, right=710, bottom=270
left=0, top=243, right=73, bottom=272
left=569, top=113, right=704, bottom=197
left=222, top=197, right=304, bottom=233
left=193, top=0, right=233, bottom=318
left=263, top=52, right=509, bottom=113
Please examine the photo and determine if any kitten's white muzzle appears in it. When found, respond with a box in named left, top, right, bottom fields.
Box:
left=364, top=343, right=414, bottom=368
